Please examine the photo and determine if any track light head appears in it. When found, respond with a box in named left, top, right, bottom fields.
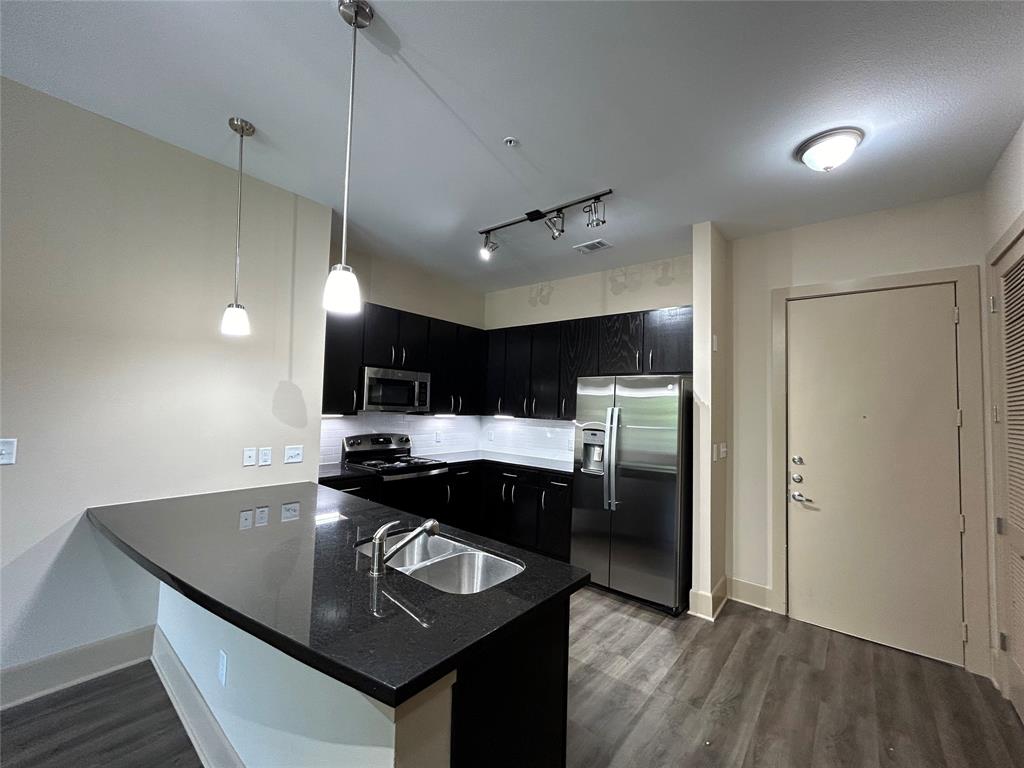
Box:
left=479, top=233, right=499, bottom=261
left=585, top=198, right=606, bottom=228
left=545, top=211, right=565, bottom=241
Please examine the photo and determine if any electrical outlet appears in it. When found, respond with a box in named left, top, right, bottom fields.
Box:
left=217, top=649, right=228, bottom=687
left=242, top=447, right=257, bottom=467
left=254, top=506, right=269, bottom=527
left=284, top=445, right=303, bottom=464
left=281, top=502, right=300, bottom=522
left=239, top=509, right=253, bottom=530
left=0, top=438, right=17, bottom=466
left=258, top=447, right=272, bottom=466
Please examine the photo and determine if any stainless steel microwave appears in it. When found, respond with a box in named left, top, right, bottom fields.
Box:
left=362, top=367, right=431, bottom=413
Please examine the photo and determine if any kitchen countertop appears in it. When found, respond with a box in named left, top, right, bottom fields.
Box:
left=316, top=461, right=379, bottom=481
left=87, top=482, right=588, bottom=707
left=319, top=452, right=574, bottom=480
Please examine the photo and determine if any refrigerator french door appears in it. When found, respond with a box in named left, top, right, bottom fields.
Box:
left=571, top=375, right=692, bottom=613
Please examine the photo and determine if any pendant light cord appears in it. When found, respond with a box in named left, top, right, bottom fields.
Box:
left=234, top=130, right=244, bottom=305
left=340, top=14, right=358, bottom=270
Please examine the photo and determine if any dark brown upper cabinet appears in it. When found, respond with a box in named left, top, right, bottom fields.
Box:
left=485, top=330, right=507, bottom=415
left=457, top=326, right=487, bottom=415
left=529, top=323, right=560, bottom=419
left=429, top=318, right=458, bottom=414
left=504, top=326, right=533, bottom=418
left=322, top=311, right=364, bottom=415
left=599, top=312, right=644, bottom=375
left=559, top=317, right=600, bottom=420
left=643, top=306, right=693, bottom=374
left=362, top=304, right=429, bottom=371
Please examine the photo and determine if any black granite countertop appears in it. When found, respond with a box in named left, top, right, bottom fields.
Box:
left=316, top=461, right=378, bottom=482
left=87, top=482, right=588, bottom=706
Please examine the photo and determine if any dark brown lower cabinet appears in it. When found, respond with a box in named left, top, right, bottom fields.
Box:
left=536, top=477, right=572, bottom=561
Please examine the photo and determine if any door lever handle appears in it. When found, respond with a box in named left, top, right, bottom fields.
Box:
left=791, top=491, right=814, bottom=503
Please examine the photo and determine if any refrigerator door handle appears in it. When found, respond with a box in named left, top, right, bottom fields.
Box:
left=608, top=406, right=621, bottom=510
left=602, top=406, right=614, bottom=510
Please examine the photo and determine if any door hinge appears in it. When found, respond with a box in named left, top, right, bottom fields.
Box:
left=953, top=306, right=961, bottom=324
left=993, top=404, right=1001, bottom=423
left=962, top=622, right=969, bottom=642
left=989, top=295, right=998, bottom=313
left=999, top=631, right=1009, bottom=651
left=956, top=409, right=963, bottom=428
left=996, top=516, right=1006, bottom=535
left=960, top=514, right=966, bottom=533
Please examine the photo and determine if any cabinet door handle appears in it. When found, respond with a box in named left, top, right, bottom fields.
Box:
left=450, top=394, right=455, bottom=413
left=649, top=350, right=653, bottom=371
left=352, top=389, right=357, bottom=412
left=502, top=472, right=518, bottom=478
left=511, top=484, right=516, bottom=504
left=401, top=347, right=407, bottom=366
left=501, top=482, right=506, bottom=502
left=541, top=489, right=546, bottom=511
left=456, top=470, right=470, bottom=476
left=635, top=349, right=640, bottom=371
left=551, top=481, right=568, bottom=487
left=498, top=396, right=502, bottom=414
left=458, top=395, right=463, bottom=414
left=446, top=484, right=451, bottom=504
left=390, top=345, right=396, bottom=365
left=348, top=486, right=362, bottom=492
left=531, top=397, right=536, bottom=416
left=522, top=396, right=527, bottom=415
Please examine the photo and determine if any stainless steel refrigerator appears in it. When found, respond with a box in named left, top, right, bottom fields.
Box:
left=571, top=375, right=692, bottom=613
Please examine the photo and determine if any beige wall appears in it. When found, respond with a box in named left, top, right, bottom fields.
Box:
left=1, top=80, right=330, bottom=668
left=983, top=120, right=1024, bottom=254
left=484, top=254, right=692, bottom=329
left=336, top=214, right=485, bottom=328
left=690, top=223, right=730, bottom=617
left=729, top=190, right=989, bottom=598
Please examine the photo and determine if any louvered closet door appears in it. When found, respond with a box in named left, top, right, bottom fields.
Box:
left=993, top=235, right=1024, bottom=721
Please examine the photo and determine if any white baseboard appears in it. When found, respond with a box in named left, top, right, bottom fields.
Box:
left=151, top=626, right=244, bottom=768
left=727, top=577, right=772, bottom=610
left=1, top=625, right=155, bottom=710
left=688, top=575, right=728, bottom=621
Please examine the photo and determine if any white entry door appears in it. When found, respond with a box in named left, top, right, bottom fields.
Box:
left=787, top=283, right=964, bottom=665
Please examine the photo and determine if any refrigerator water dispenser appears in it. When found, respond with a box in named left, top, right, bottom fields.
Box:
left=581, top=429, right=606, bottom=474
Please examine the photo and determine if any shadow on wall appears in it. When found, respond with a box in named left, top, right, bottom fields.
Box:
left=1, top=515, right=158, bottom=669
left=273, top=195, right=309, bottom=430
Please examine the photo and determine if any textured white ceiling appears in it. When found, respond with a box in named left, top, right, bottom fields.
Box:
left=3, top=1, right=1022, bottom=292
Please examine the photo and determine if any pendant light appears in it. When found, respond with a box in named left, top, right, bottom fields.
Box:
left=221, top=117, right=255, bottom=336
left=323, top=0, right=373, bottom=316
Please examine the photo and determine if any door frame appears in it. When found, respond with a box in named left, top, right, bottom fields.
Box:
left=769, top=265, right=988, bottom=674
left=985, top=209, right=1024, bottom=705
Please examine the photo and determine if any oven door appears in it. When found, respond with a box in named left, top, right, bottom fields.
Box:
left=362, top=367, right=430, bottom=412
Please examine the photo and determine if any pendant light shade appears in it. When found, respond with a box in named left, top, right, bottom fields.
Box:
left=323, top=0, right=373, bottom=316
left=322, top=264, right=362, bottom=314
left=220, top=303, right=251, bottom=336
left=221, top=116, right=255, bottom=336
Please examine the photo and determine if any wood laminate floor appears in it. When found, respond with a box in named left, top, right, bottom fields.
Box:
left=567, top=587, right=1024, bottom=768
left=1, top=661, right=200, bottom=768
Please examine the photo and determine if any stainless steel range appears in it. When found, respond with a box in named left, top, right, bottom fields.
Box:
left=343, top=433, right=448, bottom=481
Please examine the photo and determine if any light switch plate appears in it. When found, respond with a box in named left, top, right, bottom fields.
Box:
left=434, top=431, right=442, bottom=444
left=243, top=447, right=257, bottom=467
left=281, top=502, right=300, bottom=522
left=0, top=438, right=17, bottom=466
left=284, top=445, right=303, bottom=464
left=254, top=506, right=269, bottom=527
left=258, top=447, right=272, bottom=466
left=239, top=509, right=253, bottom=530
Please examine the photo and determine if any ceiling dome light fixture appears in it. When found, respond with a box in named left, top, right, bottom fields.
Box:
left=479, top=232, right=499, bottom=261
left=221, top=117, right=256, bottom=337
left=323, top=0, right=374, bottom=316
left=545, top=210, right=565, bottom=240
left=796, top=127, right=864, bottom=173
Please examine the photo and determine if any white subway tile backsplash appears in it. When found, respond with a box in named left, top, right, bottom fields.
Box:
left=320, top=413, right=575, bottom=464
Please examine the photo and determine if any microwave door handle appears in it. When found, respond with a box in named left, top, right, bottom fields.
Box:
left=603, top=407, right=613, bottom=511
left=390, top=345, right=395, bottom=366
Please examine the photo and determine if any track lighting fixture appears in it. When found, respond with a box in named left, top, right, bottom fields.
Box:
left=475, top=188, right=612, bottom=261
left=323, top=0, right=374, bottom=316
left=545, top=211, right=565, bottom=241
left=221, top=117, right=255, bottom=337
left=584, top=198, right=606, bottom=228
left=479, top=233, right=499, bottom=261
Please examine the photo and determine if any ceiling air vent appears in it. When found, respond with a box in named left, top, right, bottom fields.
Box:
left=573, top=238, right=613, bottom=254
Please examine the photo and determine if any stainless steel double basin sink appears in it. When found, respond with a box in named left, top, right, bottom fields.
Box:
left=357, top=533, right=524, bottom=595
